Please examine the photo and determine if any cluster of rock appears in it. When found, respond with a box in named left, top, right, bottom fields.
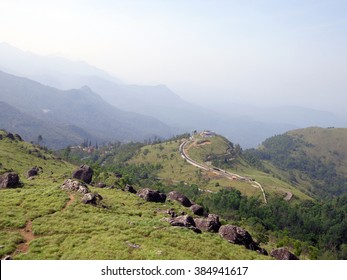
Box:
left=61, top=179, right=90, bottom=194
left=168, top=213, right=222, bottom=234
left=136, top=188, right=298, bottom=259
left=61, top=179, right=104, bottom=207
left=0, top=172, right=20, bottom=189
left=0, top=132, right=23, bottom=142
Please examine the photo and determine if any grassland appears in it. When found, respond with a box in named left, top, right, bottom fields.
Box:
left=287, top=127, right=347, bottom=175
left=0, top=130, right=270, bottom=260
left=129, top=139, right=266, bottom=198
left=139, top=133, right=312, bottom=202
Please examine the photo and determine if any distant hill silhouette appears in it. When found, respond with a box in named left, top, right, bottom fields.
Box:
left=0, top=70, right=173, bottom=148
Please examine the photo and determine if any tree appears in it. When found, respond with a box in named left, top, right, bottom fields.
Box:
left=63, top=146, right=71, bottom=160
left=37, top=135, right=43, bottom=145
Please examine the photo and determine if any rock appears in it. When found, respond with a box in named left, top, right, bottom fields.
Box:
left=219, top=224, right=255, bottom=249
left=124, top=184, right=137, bottom=194
left=95, top=182, right=107, bottom=188
left=81, top=192, right=103, bottom=206
left=27, top=166, right=39, bottom=178
left=72, top=164, right=93, bottom=184
left=61, top=179, right=107, bottom=208
left=0, top=172, right=20, bottom=189
left=194, top=214, right=221, bottom=232
left=137, top=188, right=166, bottom=203
left=6, top=133, right=15, bottom=140
left=14, top=134, right=23, bottom=141
left=61, top=179, right=90, bottom=194
left=169, top=215, right=201, bottom=234
left=2, top=255, right=12, bottom=260
left=169, top=215, right=196, bottom=227
left=190, top=204, right=204, bottom=216
left=270, top=248, right=299, bottom=260
left=167, top=191, right=192, bottom=207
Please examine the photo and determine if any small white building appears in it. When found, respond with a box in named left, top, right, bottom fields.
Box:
left=201, top=130, right=216, bottom=138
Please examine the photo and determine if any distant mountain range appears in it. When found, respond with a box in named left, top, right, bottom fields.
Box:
left=1, top=42, right=345, bottom=148
left=0, top=101, right=99, bottom=148
left=0, top=70, right=173, bottom=148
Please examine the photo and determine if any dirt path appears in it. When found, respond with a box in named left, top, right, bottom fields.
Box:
left=62, top=193, right=75, bottom=211
left=12, top=192, right=75, bottom=257
left=14, top=220, right=35, bottom=255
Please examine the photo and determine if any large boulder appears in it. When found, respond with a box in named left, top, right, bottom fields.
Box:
left=190, top=204, right=204, bottom=216
left=218, top=225, right=267, bottom=254
left=72, top=164, right=93, bottom=184
left=167, top=191, right=192, bottom=207
left=14, top=134, right=23, bottom=141
left=137, top=188, right=166, bottom=203
left=81, top=192, right=103, bottom=206
left=6, top=133, right=15, bottom=140
left=0, top=172, right=20, bottom=189
left=219, top=224, right=255, bottom=249
left=169, top=215, right=201, bottom=234
left=169, top=215, right=195, bottom=227
left=61, top=179, right=90, bottom=194
left=270, top=248, right=299, bottom=260
left=194, top=214, right=221, bottom=232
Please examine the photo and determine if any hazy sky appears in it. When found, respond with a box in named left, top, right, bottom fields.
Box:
left=1, top=0, right=346, bottom=112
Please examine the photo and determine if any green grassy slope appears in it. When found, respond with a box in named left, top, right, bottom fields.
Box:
left=256, top=127, right=347, bottom=199
left=129, top=138, right=264, bottom=198
left=186, top=134, right=311, bottom=201
left=287, top=127, right=347, bottom=175
left=129, top=133, right=310, bottom=202
left=0, top=130, right=269, bottom=260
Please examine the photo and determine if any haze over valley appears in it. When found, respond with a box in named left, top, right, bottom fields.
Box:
left=0, top=42, right=346, bottom=148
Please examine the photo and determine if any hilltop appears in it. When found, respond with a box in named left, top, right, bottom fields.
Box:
left=251, top=127, right=347, bottom=199
left=127, top=132, right=310, bottom=202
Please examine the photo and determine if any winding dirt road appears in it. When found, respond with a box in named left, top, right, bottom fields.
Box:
left=179, top=137, right=268, bottom=204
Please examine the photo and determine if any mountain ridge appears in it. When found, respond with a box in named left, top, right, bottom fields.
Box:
left=0, top=70, right=173, bottom=148
left=2, top=43, right=345, bottom=148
